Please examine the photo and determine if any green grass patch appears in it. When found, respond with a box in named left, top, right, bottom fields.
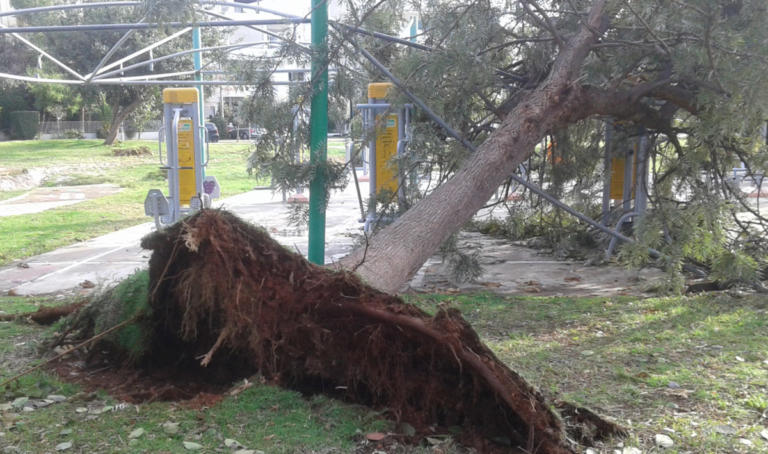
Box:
left=0, top=190, right=26, bottom=202
left=0, top=140, right=266, bottom=265
left=327, top=137, right=347, bottom=162
left=3, top=289, right=766, bottom=452
left=407, top=292, right=768, bottom=453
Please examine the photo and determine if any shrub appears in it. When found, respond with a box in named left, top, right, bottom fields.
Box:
left=8, top=110, right=39, bottom=140
left=64, top=129, right=84, bottom=139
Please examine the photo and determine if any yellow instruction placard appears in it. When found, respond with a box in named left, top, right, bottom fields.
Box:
left=375, top=114, right=398, bottom=195
left=177, top=119, right=196, bottom=206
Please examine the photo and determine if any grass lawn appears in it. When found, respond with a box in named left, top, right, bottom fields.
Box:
left=0, top=139, right=265, bottom=266
left=0, top=291, right=765, bottom=453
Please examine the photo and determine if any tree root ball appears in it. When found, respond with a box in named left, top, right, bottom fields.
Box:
left=137, top=209, right=574, bottom=454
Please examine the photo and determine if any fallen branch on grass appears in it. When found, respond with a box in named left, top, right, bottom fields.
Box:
left=0, top=301, right=86, bottom=325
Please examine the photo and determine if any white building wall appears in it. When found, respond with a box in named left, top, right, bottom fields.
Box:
left=0, top=0, right=16, bottom=27
left=201, top=0, right=345, bottom=120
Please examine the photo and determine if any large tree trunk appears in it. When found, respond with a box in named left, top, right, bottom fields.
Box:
left=103, top=98, right=142, bottom=146
left=339, top=1, right=608, bottom=293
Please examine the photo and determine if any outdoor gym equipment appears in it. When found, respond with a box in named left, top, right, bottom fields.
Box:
left=601, top=125, right=650, bottom=259
left=357, top=82, right=412, bottom=232
left=145, top=88, right=220, bottom=229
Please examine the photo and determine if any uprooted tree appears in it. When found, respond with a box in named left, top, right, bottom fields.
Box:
left=63, top=210, right=618, bottom=454
left=239, top=0, right=768, bottom=292
left=33, top=0, right=768, bottom=451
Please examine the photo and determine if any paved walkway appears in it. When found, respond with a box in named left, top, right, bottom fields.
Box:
left=0, top=184, right=364, bottom=296
left=0, top=179, right=665, bottom=298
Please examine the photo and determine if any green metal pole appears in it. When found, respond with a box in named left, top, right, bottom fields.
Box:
left=193, top=26, right=205, bottom=178
left=307, top=0, right=328, bottom=264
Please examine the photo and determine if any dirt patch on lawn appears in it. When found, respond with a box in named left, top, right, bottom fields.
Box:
left=111, top=146, right=151, bottom=157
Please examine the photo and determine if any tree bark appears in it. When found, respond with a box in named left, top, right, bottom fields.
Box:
left=338, top=1, right=609, bottom=293
left=103, top=98, right=143, bottom=146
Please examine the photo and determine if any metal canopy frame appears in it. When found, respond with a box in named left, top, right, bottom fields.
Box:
left=0, top=2, right=314, bottom=87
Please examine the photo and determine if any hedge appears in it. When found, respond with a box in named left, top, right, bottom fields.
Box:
left=9, top=111, right=39, bottom=140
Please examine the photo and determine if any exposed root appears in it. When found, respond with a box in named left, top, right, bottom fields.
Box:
left=555, top=400, right=628, bottom=444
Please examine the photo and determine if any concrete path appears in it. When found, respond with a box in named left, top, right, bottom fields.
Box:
left=0, top=184, right=364, bottom=296
left=0, top=184, right=123, bottom=217
left=0, top=179, right=664, bottom=298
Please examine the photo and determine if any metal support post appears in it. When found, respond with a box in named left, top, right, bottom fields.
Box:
left=622, top=147, right=633, bottom=213
left=601, top=120, right=613, bottom=225
left=634, top=129, right=649, bottom=216
left=193, top=26, right=206, bottom=179
left=307, top=0, right=328, bottom=265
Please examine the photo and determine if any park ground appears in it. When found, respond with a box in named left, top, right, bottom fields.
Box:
left=0, top=140, right=767, bottom=453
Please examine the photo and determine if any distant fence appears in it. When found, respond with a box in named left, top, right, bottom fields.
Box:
left=37, top=119, right=163, bottom=139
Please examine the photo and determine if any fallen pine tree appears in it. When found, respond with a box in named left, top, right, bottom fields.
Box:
left=58, top=209, right=624, bottom=453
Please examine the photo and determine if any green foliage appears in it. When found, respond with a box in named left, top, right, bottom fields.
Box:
left=711, top=250, right=758, bottom=285
left=0, top=83, right=33, bottom=130
left=111, top=270, right=151, bottom=360
left=8, top=110, right=39, bottom=140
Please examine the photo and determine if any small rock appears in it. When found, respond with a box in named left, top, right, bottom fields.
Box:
left=55, top=441, right=72, bottom=451
left=128, top=428, right=145, bottom=439
left=655, top=433, right=673, bottom=448
left=75, top=407, right=87, bottom=414
left=35, top=399, right=53, bottom=408
left=162, top=421, right=179, bottom=434
left=128, top=439, right=139, bottom=447
left=735, top=356, right=745, bottom=362
left=621, top=448, right=641, bottom=454
left=667, top=381, right=680, bottom=389
left=183, top=441, right=203, bottom=450
left=585, top=449, right=597, bottom=454
left=11, top=397, right=28, bottom=409
left=760, top=429, right=768, bottom=441
left=59, top=429, right=72, bottom=436
left=234, top=450, right=257, bottom=454
left=0, top=403, right=12, bottom=412
left=663, top=427, right=675, bottom=433
left=581, top=350, right=595, bottom=356
left=224, top=438, right=243, bottom=448
left=714, top=424, right=737, bottom=435
left=22, top=406, right=34, bottom=412
left=738, top=438, right=752, bottom=447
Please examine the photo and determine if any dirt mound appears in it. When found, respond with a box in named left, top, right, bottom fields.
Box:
left=129, top=209, right=575, bottom=453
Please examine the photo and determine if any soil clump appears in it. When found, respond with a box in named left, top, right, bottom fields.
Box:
left=138, top=210, right=576, bottom=453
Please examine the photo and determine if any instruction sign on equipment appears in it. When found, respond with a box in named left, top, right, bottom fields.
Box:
left=375, top=114, right=399, bottom=194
